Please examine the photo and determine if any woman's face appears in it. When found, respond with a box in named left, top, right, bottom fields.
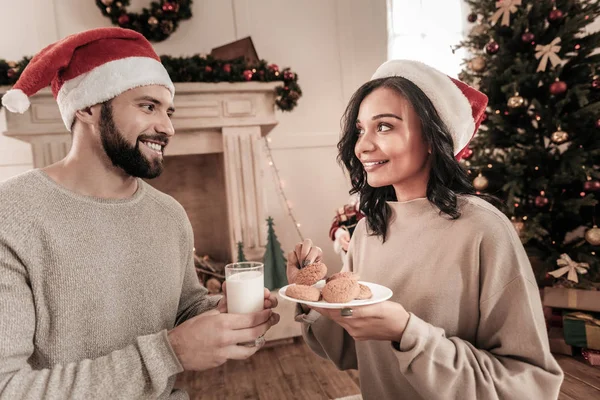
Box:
left=354, top=87, right=431, bottom=199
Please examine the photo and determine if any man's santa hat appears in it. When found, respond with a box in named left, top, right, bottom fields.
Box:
left=1, top=27, right=174, bottom=131
left=371, top=59, right=488, bottom=159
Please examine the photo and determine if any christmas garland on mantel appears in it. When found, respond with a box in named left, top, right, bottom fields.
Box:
left=0, top=55, right=302, bottom=111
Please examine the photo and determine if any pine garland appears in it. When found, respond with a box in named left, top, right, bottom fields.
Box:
left=0, top=54, right=302, bottom=112
left=95, top=0, right=193, bottom=42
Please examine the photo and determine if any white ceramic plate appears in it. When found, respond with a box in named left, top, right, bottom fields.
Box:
left=279, top=280, right=393, bottom=309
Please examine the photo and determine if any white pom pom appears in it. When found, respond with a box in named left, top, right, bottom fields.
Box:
left=1, top=89, right=30, bottom=113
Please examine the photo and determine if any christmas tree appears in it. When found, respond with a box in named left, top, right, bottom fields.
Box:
left=457, top=0, right=600, bottom=290
left=263, top=217, right=288, bottom=290
left=236, top=241, right=247, bottom=262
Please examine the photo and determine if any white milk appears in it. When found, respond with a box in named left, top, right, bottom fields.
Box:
left=226, top=270, right=264, bottom=314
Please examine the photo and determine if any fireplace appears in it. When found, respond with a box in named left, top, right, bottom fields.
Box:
left=1, top=82, right=281, bottom=263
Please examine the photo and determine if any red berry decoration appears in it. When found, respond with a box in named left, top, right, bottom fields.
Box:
left=162, top=2, right=179, bottom=12
left=485, top=41, right=500, bottom=55
left=283, top=71, right=295, bottom=81
left=592, top=77, right=600, bottom=90
left=118, top=14, right=130, bottom=25
left=521, top=31, right=535, bottom=43
left=549, top=80, right=567, bottom=95
left=535, top=195, right=549, bottom=207
left=584, top=181, right=600, bottom=191
left=268, top=64, right=279, bottom=72
left=223, top=64, right=231, bottom=73
left=243, top=70, right=253, bottom=81
left=462, top=148, right=474, bottom=159
left=548, top=9, right=564, bottom=21
left=596, top=119, right=600, bottom=128
left=6, top=68, right=16, bottom=79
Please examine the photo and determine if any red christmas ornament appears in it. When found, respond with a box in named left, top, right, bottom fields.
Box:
left=592, top=77, right=600, bottom=90
left=548, top=9, right=564, bottom=21
left=485, top=41, right=500, bottom=55
left=268, top=64, right=279, bottom=72
left=117, top=14, right=130, bottom=25
left=243, top=69, right=253, bottom=81
left=283, top=71, right=295, bottom=81
left=549, top=80, right=567, bottom=95
left=521, top=31, right=535, bottom=43
left=204, top=65, right=212, bottom=73
left=481, top=112, right=488, bottom=123
left=584, top=180, right=600, bottom=191
left=596, top=119, right=600, bottom=128
left=467, top=13, right=478, bottom=23
left=462, top=148, right=474, bottom=159
left=223, top=63, right=231, bottom=73
left=535, top=195, right=549, bottom=207
left=162, top=2, right=179, bottom=12
left=6, top=68, right=16, bottom=79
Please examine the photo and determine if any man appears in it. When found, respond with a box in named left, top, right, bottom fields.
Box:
left=0, top=27, right=279, bottom=399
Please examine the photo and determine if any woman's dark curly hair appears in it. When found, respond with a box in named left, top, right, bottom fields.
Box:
left=338, top=76, right=483, bottom=242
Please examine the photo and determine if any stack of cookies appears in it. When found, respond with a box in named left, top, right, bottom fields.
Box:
left=286, top=262, right=372, bottom=303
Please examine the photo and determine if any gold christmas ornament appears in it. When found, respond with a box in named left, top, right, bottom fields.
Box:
left=148, top=16, right=159, bottom=26
left=585, top=226, right=600, bottom=245
left=469, top=57, right=486, bottom=72
left=551, top=128, right=569, bottom=144
left=6, top=61, right=16, bottom=68
left=507, top=92, right=525, bottom=108
left=473, top=174, right=489, bottom=190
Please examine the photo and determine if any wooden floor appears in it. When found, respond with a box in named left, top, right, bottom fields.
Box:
left=174, top=338, right=600, bottom=400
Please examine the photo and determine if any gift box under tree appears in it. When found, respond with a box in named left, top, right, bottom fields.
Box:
left=563, top=311, right=600, bottom=351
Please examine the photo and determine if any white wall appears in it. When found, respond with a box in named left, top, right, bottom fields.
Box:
left=0, top=0, right=387, bottom=271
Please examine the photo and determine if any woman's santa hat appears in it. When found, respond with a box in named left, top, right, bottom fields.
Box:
left=371, top=59, right=488, bottom=159
left=1, top=27, right=174, bottom=131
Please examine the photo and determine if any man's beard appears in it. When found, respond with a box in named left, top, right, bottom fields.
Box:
left=99, top=102, right=166, bottom=179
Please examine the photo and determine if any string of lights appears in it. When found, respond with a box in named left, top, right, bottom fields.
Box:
left=263, top=136, right=305, bottom=241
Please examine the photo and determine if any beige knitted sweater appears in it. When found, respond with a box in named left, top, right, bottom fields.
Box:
left=0, top=169, right=219, bottom=399
left=300, top=196, right=563, bottom=400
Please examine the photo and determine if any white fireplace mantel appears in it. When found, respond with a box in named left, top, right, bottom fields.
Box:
left=0, top=82, right=281, bottom=262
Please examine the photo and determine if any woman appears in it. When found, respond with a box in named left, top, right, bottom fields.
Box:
left=287, top=60, right=563, bottom=400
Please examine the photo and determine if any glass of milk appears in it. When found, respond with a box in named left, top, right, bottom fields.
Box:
left=225, top=262, right=265, bottom=315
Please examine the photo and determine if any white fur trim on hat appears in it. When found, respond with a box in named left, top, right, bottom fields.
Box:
left=1, top=89, right=31, bottom=113
left=371, top=60, right=474, bottom=155
left=56, top=56, right=175, bottom=131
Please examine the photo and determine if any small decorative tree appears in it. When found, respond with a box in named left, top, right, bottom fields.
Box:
left=263, top=217, right=288, bottom=290
left=236, top=241, right=247, bottom=262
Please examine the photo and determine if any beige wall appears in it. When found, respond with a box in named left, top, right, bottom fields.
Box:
left=0, top=0, right=387, bottom=271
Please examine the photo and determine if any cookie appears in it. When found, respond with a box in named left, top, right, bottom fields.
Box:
left=356, top=284, right=373, bottom=300
left=286, top=285, right=321, bottom=302
left=322, top=278, right=360, bottom=303
left=294, top=262, right=328, bottom=286
left=326, top=271, right=359, bottom=283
